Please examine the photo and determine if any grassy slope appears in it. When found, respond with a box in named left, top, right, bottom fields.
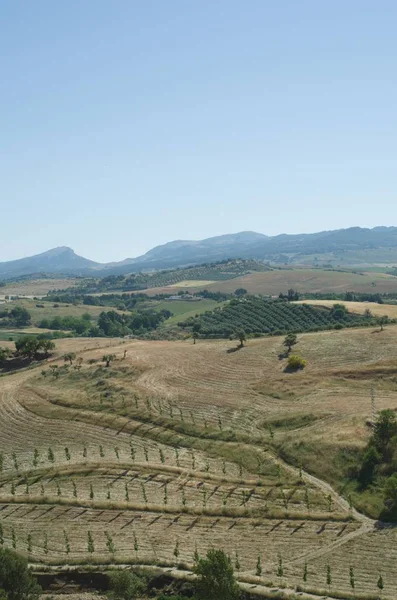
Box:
left=3, top=331, right=397, bottom=595
left=0, top=278, right=83, bottom=296
left=148, top=298, right=225, bottom=326
left=2, top=299, right=127, bottom=325
left=28, top=326, right=397, bottom=518
left=142, top=268, right=397, bottom=296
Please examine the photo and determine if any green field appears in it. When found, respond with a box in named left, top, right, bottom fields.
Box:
left=148, top=298, right=225, bottom=326
left=2, top=299, right=126, bottom=326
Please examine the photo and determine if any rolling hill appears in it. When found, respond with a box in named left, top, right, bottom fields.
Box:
left=3, top=226, right=397, bottom=280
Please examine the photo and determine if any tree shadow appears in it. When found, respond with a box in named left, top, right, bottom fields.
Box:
left=227, top=344, right=244, bottom=354
left=278, top=351, right=288, bottom=360
left=283, top=365, right=304, bottom=374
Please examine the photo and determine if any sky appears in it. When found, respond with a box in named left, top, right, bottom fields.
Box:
left=2, top=1, right=397, bottom=263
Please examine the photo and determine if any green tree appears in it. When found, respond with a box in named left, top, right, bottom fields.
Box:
left=63, top=353, right=76, bottom=365
left=372, top=409, right=397, bottom=460
left=283, top=333, right=297, bottom=353
left=103, top=354, right=116, bottom=367
left=87, top=531, right=94, bottom=554
left=108, top=571, right=146, bottom=600
left=359, top=445, right=381, bottom=485
left=384, top=473, right=397, bottom=512
left=349, top=566, right=355, bottom=592
left=15, top=337, right=54, bottom=360
left=9, top=306, right=31, bottom=327
left=303, top=561, right=308, bottom=583
left=194, top=548, right=240, bottom=600
left=326, top=564, right=332, bottom=590
left=377, top=573, right=384, bottom=595
left=234, top=288, right=247, bottom=297
left=236, top=329, right=246, bottom=347
left=0, top=348, right=12, bottom=365
left=256, top=554, right=262, bottom=577
left=0, top=548, right=41, bottom=600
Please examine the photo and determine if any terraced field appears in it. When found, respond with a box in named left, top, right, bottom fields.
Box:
left=1, top=329, right=397, bottom=598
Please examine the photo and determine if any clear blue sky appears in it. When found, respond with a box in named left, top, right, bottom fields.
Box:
left=2, top=1, right=397, bottom=263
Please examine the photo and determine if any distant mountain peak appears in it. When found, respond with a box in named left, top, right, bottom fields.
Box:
left=2, top=226, right=397, bottom=280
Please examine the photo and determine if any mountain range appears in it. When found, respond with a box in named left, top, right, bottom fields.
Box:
left=2, top=226, right=397, bottom=280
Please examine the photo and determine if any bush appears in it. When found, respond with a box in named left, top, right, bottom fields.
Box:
left=194, top=548, right=240, bottom=600
left=287, top=355, right=306, bottom=371
left=108, top=571, right=146, bottom=600
left=0, top=548, right=41, bottom=600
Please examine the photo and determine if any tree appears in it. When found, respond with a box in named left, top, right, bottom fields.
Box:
left=256, top=554, right=262, bottom=577
left=236, top=329, right=246, bottom=347
left=326, top=563, right=332, bottom=590
left=330, top=303, right=348, bottom=320
left=9, top=306, right=31, bottom=327
left=234, top=288, right=247, bottom=297
left=0, top=548, right=41, bottom=600
left=108, top=571, right=146, bottom=600
left=372, top=409, right=397, bottom=460
left=194, top=549, right=240, bottom=600
left=349, top=566, right=355, bottom=592
left=193, top=331, right=199, bottom=344
left=0, top=348, right=12, bottom=365
left=359, top=445, right=381, bottom=485
left=377, top=573, right=384, bottom=595
left=283, top=333, right=297, bottom=353
left=14, top=337, right=54, bottom=361
left=103, top=354, right=116, bottom=367
left=384, top=473, right=397, bottom=512
left=87, top=531, right=94, bottom=554
left=377, top=316, right=388, bottom=331
left=63, top=353, right=76, bottom=365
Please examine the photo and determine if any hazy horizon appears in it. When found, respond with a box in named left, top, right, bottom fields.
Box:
left=2, top=223, right=396, bottom=264
left=2, top=1, right=397, bottom=262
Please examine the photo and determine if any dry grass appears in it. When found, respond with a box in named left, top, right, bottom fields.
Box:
left=0, top=278, right=83, bottom=297
left=1, top=330, right=397, bottom=597
left=295, top=299, right=397, bottom=318
left=171, top=279, right=216, bottom=287
left=142, top=268, right=397, bottom=296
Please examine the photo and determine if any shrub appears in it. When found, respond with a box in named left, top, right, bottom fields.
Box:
left=108, top=571, right=146, bottom=600
left=0, top=548, right=41, bottom=600
left=286, top=355, right=306, bottom=371
left=194, top=548, right=239, bottom=600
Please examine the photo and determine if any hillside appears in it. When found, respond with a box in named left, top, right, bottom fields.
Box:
left=180, top=298, right=370, bottom=337
left=142, top=267, right=397, bottom=296
left=0, top=247, right=98, bottom=279
left=4, top=226, right=397, bottom=280
left=1, top=329, right=397, bottom=598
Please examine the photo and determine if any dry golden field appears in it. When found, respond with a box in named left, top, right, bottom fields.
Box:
left=296, top=299, right=397, bottom=318
left=141, top=268, right=397, bottom=296
left=0, top=278, right=83, bottom=297
left=1, top=329, right=397, bottom=598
